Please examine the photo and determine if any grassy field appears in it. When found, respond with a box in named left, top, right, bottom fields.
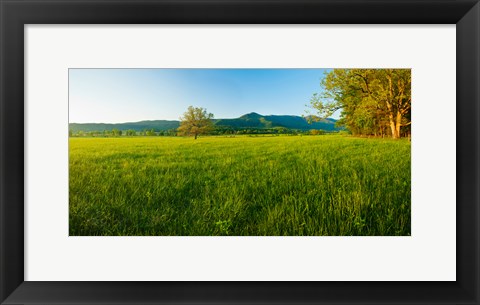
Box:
left=69, top=135, right=411, bottom=236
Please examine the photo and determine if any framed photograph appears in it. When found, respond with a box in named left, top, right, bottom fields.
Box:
left=1, top=0, right=478, bottom=304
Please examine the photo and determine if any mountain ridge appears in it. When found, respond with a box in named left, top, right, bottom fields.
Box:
left=69, top=113, right=341, bottom=133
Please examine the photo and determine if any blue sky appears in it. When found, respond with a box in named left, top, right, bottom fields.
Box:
left=69, top=68, right=334, bottom=123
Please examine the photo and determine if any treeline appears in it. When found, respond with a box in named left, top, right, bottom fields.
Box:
left=309, top=69, right=411, bottom=139
left=69, top=128, right=178, bottom=137
left=69, top=127, right=334, bottom=137
left=211, top=126, right=328, bottom=135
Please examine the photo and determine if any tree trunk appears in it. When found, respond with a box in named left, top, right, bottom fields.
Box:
left=389, top=113, right=398, bottom=139
left=388, top=112, right=403, bottom=139
left=386, top=73, right=400, bottom=139
left=194, top=134, right=198, bottom=140
left=395, top=111, right=402, bottom=139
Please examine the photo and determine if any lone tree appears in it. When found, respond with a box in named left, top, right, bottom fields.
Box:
left=178, top=106, right=214, bottom=139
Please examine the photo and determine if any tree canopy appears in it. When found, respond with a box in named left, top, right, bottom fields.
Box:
left=177, top=106, right=214, bottom=139
left=308, top=69, right=411, bottom=138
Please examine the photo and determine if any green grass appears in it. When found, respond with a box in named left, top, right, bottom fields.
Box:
left=69, top=135, right=411, bottom=236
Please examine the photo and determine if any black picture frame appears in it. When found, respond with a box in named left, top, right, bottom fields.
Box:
left=1, top=0, right=479, bottom=304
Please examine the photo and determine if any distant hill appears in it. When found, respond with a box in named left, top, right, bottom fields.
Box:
left=69, top=113, right=341, bottom=133
left=69, top=120, right=180, bottom=133
left=215, top=112, right=339, bottom=131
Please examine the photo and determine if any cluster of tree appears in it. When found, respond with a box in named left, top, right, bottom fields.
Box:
left=69, top=128, right=178, bottom=137
left=308, top=69, right=411, bottom=139
left=70, top=129, right=123, bottom=137
left=212, top=126, right=325, bottom=135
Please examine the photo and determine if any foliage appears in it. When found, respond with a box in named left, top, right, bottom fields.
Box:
left=126, top=129, right=136, bottom=136
left=69, top=136, right=411, bottom=236
left=308, top=69, right=411, bottom=138
left=177, top=106, right=214, bottom=139
left=310, top=129, right=326, bottom=135
left=112, top=129, right=122, bottom=137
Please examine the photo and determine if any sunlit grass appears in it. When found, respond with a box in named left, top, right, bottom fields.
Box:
left=69, top=135, right=411, bottom=236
